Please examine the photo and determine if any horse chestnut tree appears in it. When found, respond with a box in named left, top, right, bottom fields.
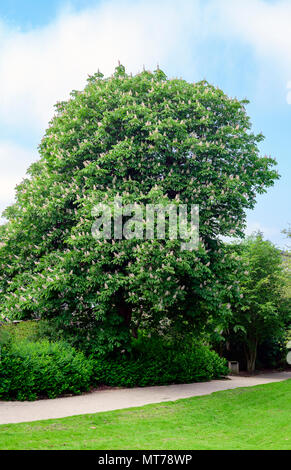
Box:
left=0, top=65, right=279, bottom=353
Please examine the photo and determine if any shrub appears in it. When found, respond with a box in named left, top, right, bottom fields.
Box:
left=0, top=339, right=93, bottom=401
left=91, top=338, right=228, bottom=387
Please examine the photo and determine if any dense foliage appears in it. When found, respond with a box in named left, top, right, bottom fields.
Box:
left=0, top=65, right=279, bottom=354
left=92, top=337, right=228, bottom=387
left=0, top=337, right=92, bottom=400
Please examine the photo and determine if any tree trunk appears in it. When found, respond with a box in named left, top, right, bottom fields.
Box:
left=116, top=295, right=138, bottom=338
left=246, top=354, right=256, bottom=373
left=117, top=297, right=132, bottom=327
left=244, top=338, right=258, bottom=373
left=131, top=326, right=138, bottom=339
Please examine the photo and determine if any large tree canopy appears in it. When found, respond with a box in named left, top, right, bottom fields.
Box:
left=0, top=65, right=279, bottom=353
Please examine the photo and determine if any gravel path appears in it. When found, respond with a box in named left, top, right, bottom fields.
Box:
left=1, top=371, right=290, bottom=425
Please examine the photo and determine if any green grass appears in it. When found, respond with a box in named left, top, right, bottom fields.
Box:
left=0, top=380, right=290, bottom=450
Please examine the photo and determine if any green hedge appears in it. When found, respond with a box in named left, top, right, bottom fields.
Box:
left=0, top=325, right=228, bottom=400
left=92, top=342, right=228, bottom=388
left=0, top=340, right=93, bottom=401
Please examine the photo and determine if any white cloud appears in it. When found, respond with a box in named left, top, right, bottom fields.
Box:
left=0, top=0, right=199, bottom=130
left=0, top=0, right=290, bottom=132
left=0, top=141, right=37, bottom=218
left=212, top=0, right=291, bottom=73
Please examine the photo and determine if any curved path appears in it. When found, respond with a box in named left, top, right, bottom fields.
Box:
left=0, top=371, right=290, bottom=425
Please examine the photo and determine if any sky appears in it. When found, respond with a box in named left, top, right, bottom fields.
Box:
left=0, top=0, right=290, bottom=248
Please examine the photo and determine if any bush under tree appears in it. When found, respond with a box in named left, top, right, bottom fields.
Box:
left=0, top=336, right=92, bottom=400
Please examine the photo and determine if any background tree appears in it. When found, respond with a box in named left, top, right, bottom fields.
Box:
left=282, top=225, right=291, bottom=239
left=227, top=234, right=290, bottom=372
left=0, top=65, right=279, bottom=354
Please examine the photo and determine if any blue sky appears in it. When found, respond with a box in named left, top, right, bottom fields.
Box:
left=0, top=0, right=290, bottom=248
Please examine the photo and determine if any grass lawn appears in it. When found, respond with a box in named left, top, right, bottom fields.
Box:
left=0, top=380, right=290, bottom=450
